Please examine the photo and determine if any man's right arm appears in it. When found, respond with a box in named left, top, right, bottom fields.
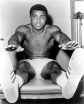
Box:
left=8, top=25, right=26, bottom=47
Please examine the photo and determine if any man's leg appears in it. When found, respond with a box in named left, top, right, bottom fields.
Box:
left=0, top=50, right=19, bottom=103
left=56, top=49, right=71, bottom=71
left=16, top=61, right=36, bottom=86
left=41, top=61, right=64, bottom=83
left=62, top=48, right=84, bottom=99
left=0, top=50, right=36, bottom=103
left=55, top=50, right=71, bottom=87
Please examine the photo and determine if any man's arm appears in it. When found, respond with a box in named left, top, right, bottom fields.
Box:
left=59, top=32, right=71, bottom=44
left=53, top=26, right=79, bottom=50
left=8, top=25, right=26, bottom=46
left=52, top=26, right=71, bottom=44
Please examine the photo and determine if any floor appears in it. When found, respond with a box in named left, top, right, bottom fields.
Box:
left=21, top=98, right=84, bottom=104
left=2, top=97, right=84, bottom=104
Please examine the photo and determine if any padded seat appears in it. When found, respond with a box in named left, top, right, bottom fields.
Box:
left=0, top=78, right=63, bottom=99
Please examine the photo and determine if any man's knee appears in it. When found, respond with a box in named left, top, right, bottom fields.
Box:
left=73, top=48, right=84, bottom=57
left=0, top=51, right=13, bottom=70
left=70, top=48, right=84, bottom=63
left=0, top=51, right=10, bottom=61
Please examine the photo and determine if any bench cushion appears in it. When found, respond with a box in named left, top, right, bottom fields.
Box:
left=21, top=78, right=62, bottom=94
left=0, top=78, right=63, bottom=99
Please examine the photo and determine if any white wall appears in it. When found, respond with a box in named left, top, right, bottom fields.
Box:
left=0, top=0, right=71, bottom=44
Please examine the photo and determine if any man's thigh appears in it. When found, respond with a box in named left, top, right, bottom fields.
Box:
left=41, top=61, right=63, bottom=80
left=16, top=61, right=36, bottom=81
left=56, top=49, right=72, bottom=71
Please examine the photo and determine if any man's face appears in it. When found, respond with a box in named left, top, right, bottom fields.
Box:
left=31, top=10, right=47, bottom=30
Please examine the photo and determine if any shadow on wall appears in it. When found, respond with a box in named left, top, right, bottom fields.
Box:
left=46, top=14, right=53, bottom=25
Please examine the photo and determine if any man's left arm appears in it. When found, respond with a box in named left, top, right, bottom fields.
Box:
left=53, top=26, right=71, bottom=44
left=58, top=31, right=71, bottom=44
left=53, top=27, right=79, bottom=50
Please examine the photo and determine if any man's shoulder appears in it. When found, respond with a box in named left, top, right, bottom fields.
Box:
left=46, top=25, right=61, bottom=32
left=16, top=24, right=30, bottom=33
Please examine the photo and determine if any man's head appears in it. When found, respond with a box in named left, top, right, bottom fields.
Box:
left=30, top=4, right=48, bottom=30
left=30, top=4, right=48, bottom=17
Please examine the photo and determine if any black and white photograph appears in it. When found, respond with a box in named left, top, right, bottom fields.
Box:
left=0, top=0, right=84, bottom=104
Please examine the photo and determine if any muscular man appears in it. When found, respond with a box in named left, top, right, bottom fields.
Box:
left=8, top=4, right=72, bottom=83
left=8, top=4, right=72, bottom=84
left=0, top=4, right=83, bottom=103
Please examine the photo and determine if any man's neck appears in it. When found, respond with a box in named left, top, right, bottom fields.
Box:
left=31, top=25, right=46, bottom=35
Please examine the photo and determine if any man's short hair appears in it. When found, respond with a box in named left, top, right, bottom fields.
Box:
left=30, top=4, right=48, bottom=16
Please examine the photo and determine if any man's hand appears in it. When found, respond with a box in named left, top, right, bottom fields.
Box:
left=6, top=45, right=24, bottom=52
left=6, top=44, right=17, bottom=51
left=15, top=46, right=24, bottom=52
left=59, top=41, right=80, bottom=50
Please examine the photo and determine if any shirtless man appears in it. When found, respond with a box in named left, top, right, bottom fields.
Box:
left=0, top=4, right=84, bottom=103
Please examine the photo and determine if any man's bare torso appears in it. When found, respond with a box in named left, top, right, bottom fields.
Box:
left=8, top=23, right=70, bottom=59
left=21, top=24, right=58, bottom=58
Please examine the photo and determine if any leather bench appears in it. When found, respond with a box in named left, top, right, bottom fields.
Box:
left=0, top=78, right=63, bottom=100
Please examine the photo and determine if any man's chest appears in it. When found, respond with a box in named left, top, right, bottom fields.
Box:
left=25, top=32, right=54, bottom=47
